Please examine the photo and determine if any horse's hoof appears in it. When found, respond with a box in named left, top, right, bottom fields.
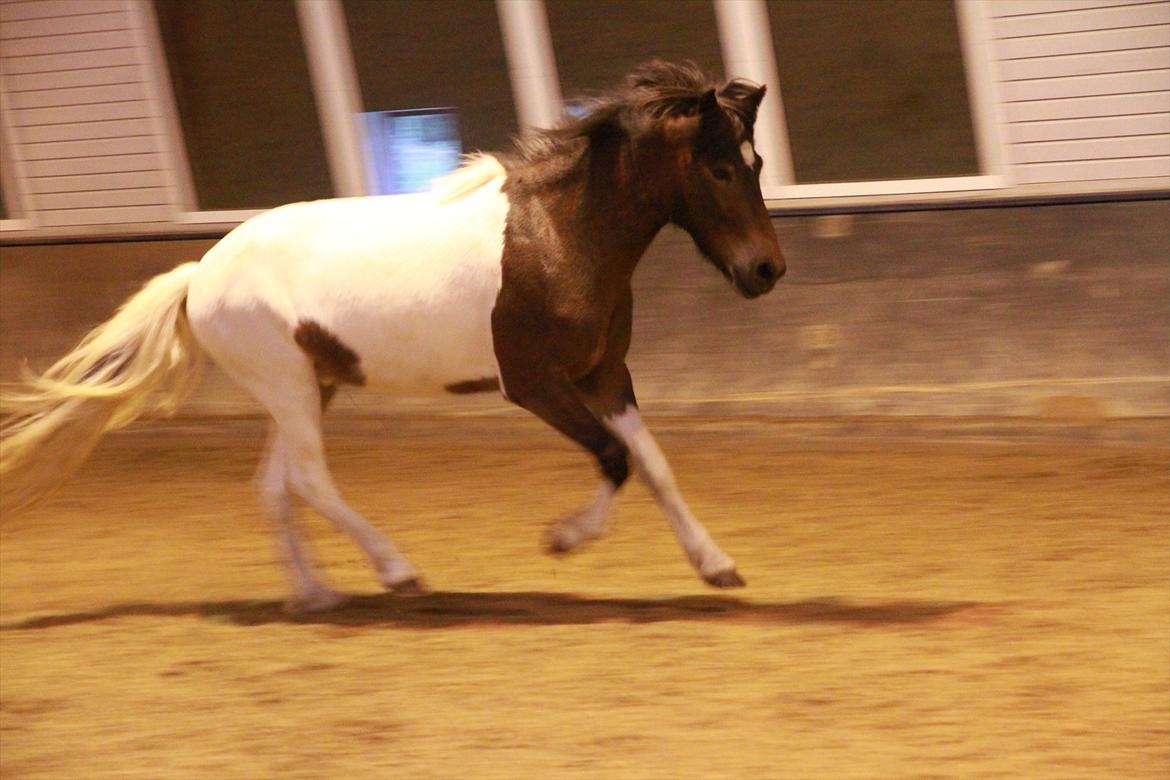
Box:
left=704, top=568, right=746, bottom=588
left=391, top=577, right=427, bottom=596
left=284, top=589, right=348, bottom=614
left=544, top=527, right=579, bottom=556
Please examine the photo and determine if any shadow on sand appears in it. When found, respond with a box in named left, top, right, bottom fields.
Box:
left=0, top=591, right=995, bottom=631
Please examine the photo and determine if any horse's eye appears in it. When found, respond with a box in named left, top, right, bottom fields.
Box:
left=712, top=166, right=733, bottom=183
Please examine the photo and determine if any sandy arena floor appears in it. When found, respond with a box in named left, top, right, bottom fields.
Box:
left=1, top=415, right=1167, bottom=779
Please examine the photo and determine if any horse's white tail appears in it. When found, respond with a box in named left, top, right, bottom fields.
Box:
left=1, top=262, right=204, bottom=513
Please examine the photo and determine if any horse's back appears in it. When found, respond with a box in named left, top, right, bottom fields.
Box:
left=187, top=160, right=509, bottom=394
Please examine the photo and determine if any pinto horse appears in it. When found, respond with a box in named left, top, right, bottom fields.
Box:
left=1, top=62, right=785, bottom=611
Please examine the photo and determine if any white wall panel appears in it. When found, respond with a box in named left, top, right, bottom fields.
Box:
left=0, top=0, right=180, bottom=229
left=1013, top=155, right=1170, bottom=182
left=996, top=0, right=1163, bottom=13
left=989, top=0, right=1170, bottom=186
left=999, top=46, right=1170, bottom=80
left=3, top=10, right=129, bottom=38
left=0, top=46, right=139, bottom=74
left=2, top=28, right=129, bottom=57
left=25, top=169, right=162, bottom=194
left=35, top=203, right=172, bottom=226
left=1008, top=111, right=1170, bottom=141
left=17, top=116, right=154, bottom=143
left=0, top=0, right=126, bottom=22
left=1005, top=91, right=1170, bottom=121
left=7, top=81, right=146, bottom=109
left=13, top=99, right=151, bottom=126
left=5, top=63, right=140, bottom=91
left=1002, top=68, right=1170, bottom=101
left=996, top=1, right=1169, bottom=37
left=23, top=135, right=155, bottom=160
left=1012, top=133, right=1169, bottom=163
left=37, top=186, right=168, bottom=209
left=26, top=152, right=161, bottom=177
left=995, top=24, right=1169, bottom=59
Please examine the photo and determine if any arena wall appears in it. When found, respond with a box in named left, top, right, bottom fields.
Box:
left=2, top=199, right=1166, bottom=420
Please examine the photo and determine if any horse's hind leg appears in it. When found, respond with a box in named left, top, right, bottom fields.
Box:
left=262, top=381, right=424, bottom=595
left=203, top=317, right=423, bottom=598
left=284, top=430, right=424, bottom=594
left=257, top=425, right=346, bottom=612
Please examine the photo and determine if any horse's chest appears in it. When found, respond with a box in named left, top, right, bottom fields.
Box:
left=553, top=311, right=612, bottom=378
left=494, top=279, right=618, bottom=384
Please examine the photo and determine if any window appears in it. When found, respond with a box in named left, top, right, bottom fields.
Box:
left=362, top=108, right=462, bottom=195
left=546, top=0, right=724, bottom=95
left=343, top=0, right=517, bottom=157
left=153, top=0, right=332, bottom=210
left=765, top=0, right=980, bottom=184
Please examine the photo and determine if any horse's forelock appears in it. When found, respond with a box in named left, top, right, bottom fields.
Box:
left=627, top=60, right=716, bottom=119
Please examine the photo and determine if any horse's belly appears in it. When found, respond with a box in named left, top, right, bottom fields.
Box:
left=335, top=287, right=501, bottom=395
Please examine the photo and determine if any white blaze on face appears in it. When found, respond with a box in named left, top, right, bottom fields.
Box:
left=740, top=140, right=756, bottom=169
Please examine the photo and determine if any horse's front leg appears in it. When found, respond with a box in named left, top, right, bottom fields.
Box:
left=503, top=357, right=743, bottom=588
left=496, top=357, right=631, bottom=555
left=540, top=362, right=638, bottom=554
left=603, top=400, right=744, bottom=587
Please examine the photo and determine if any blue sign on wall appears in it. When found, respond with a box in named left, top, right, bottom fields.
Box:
left=361, top=108, right=462, bottom=195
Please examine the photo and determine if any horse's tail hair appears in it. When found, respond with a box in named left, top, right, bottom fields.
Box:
left=1, top=262, right=205, bottom=514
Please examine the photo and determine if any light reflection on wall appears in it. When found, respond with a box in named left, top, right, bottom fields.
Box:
left=362, top=108, right=462, bottom=195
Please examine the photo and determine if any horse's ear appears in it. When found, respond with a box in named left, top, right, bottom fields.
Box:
left=719, top=81, right=766, bottom=128
left=744, top=84, right=766, bottom=122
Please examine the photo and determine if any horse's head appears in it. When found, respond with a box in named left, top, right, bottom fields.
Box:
left=663, top=77, right=785, bottom=299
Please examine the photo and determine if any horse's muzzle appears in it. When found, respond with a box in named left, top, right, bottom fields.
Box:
left=732, top=256, right=785, bottom=298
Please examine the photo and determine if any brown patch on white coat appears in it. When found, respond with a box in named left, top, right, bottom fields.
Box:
left=293, top=319, right=366, bottom=409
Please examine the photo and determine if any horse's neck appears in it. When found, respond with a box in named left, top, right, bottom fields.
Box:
left=514, top=148, right=672, bottom=286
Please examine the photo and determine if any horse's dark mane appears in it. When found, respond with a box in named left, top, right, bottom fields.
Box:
left=500, top=61, right=760, bottom=181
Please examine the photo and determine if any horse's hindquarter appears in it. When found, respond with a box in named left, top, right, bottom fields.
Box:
left=191, top=181, right=509, bottom=395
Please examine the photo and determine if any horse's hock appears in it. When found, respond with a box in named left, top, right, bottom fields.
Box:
left=1, top=199, right=1167, bottom=420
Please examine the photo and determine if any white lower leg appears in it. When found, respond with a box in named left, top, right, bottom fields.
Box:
left=546, top=481, right=617, bottom=552
left=604, top=407, right=740, bottom=583
left=257, top=438, right=344, bottom=610
left=273, top=528, right=346, bottom=611
left=289, top=459, right=420, bottom=590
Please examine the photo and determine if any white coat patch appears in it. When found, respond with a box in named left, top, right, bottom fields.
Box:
left=188, top=156, right=509, bottom=395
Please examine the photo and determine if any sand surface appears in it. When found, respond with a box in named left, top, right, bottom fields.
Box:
left=1, top=416, right=1167, bottom=779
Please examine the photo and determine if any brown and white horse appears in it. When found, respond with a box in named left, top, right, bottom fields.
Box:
left=1, top=62, right=785, bottom=611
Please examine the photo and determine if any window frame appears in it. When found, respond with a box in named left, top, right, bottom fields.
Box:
left=725, top=0, right=1010, bottom=200
left=493, top=0, right=1012, bottom=202
left=141, top=0, right=1011, bottom=223
left=138, top=0, right=347, bottom=224
left=0, top=93, right=35, bottom=232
